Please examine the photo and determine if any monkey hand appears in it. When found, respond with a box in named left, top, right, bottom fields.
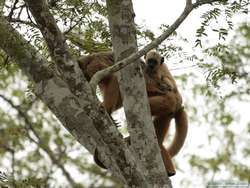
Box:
left=94, top=148, right=107, bottom=169
left=99, top=102, right=120, bottom=127
left=158, top=82, right=173, bottom=92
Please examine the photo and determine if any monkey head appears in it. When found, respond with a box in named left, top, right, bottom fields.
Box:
left=144, top=50, right=164, bottom=73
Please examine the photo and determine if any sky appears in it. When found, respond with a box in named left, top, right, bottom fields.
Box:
left=134, top=0, right=185, bottom=29
left=133, top=0, right=200, bottom=40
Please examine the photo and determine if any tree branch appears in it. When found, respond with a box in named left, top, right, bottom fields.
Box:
left=186, top=0, right=193, bottom=6
left=193, top=0, right=222, bottom=8
left=0, top=16, right=148, bottom=184
left=4, top=16, right=38, bottom=28
left=23, top=0, right=92, bottom=102
left=89, top=0, right=221, bottom=91
left=7, top=0, right=19, bottom=19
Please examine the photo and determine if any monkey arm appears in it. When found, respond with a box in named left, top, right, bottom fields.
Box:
left=156, top=80, right=174, bottom=92
left=146, top=78, right=174, bottom=96
left=146, top=83, right=167, bottom=96
left=145, top=73, right=170, bottom=96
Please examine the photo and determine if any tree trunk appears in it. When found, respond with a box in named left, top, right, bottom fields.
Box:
left=106, top=0, right=171, bottom=187
left=0, top=15, right=144, bottom=185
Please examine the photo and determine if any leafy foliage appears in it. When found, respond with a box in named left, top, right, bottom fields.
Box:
left=195, top=0, right=249, bottom=47
left=0, top=0, right=250, bottom=187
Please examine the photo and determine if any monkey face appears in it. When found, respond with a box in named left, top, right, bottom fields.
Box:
left=145, top=50, right=164, bottom=72
left=147, top=58, right=159, bottom=69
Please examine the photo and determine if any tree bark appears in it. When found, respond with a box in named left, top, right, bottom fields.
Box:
left=106, top=0, right=171, bottom=187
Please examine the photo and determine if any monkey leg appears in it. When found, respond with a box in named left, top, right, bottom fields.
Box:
left=154, top=116, right=176, bottom=176
left=94, top=76, right=122, bottom=169
left=93, top=149, right=107, bottom=169
left=161, top=148, right=176, bottom=177
left=101, top=75, right=122, bottom=114
left=149, top=95, right=176, bottom=117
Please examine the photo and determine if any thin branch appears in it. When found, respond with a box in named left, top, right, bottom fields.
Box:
left=17, top=4, right=25, bottom=19
left=25, top=4, right=37, bottom=27
left=193, top=0, right=222, bottom=8
left=7, top=0, right=19, bottom=19
left=63, top=17, right=82, bottom=35
left=170, top=64, right=198, bottom=71
left=5, top=16, right=38, bottom=28
left=89, top=0, right=221, bottom=91
left=186, top=0, right=193, bottom=6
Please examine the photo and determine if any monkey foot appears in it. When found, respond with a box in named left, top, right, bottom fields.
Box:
left=93, top=148, right=107, bottom=169
left=124, top=136, right=131, bottom=145
left=161, top=148, right=176, bottom=177
left=167, top=171, right=176, bottom=177
left=110, top=116, right=121, bottom=127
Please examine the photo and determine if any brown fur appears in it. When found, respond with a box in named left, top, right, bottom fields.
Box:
left=78, top=51, right=188, bottom=176
left=144, top=50, right=188, bottom=175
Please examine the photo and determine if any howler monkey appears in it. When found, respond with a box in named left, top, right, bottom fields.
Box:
left=144, top=50, right=188, bottom=176
left=78, top=51, right=188, bottom=176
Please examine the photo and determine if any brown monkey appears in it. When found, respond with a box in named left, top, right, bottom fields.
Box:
left=78, top=52, right=122, bottom=114
left=78, top=52, right=167, bottom=113
left=78, top=51, right=188, bottom=176
left=144, top=50, right=188, bottom=176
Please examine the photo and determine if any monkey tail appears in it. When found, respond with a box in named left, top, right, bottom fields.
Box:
left=168, top=108, right=188, bottom=157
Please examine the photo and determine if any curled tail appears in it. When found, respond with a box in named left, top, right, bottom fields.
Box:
left=168, top=108, right=188, bottom=157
